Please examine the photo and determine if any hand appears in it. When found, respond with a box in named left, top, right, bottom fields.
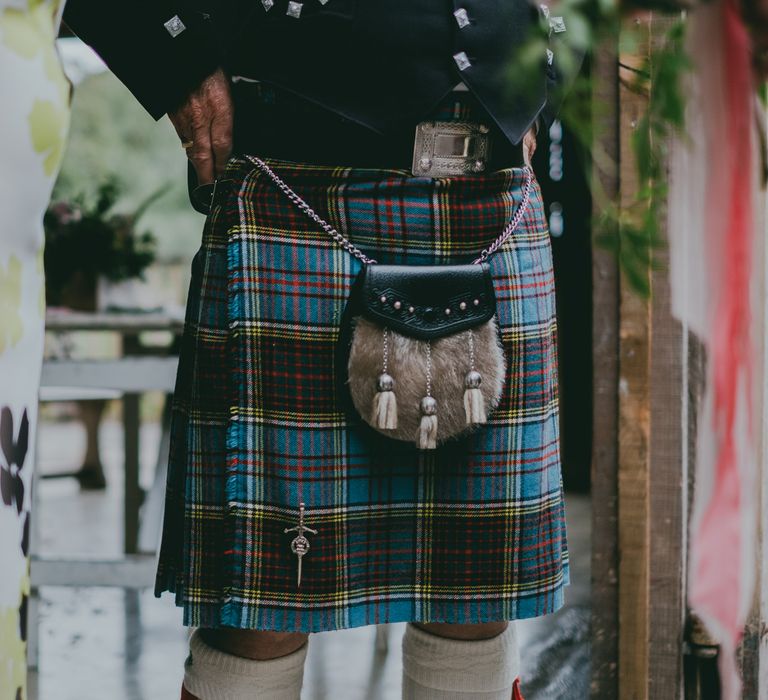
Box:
left=169, top=68, right=233, bottom=185
left=523, top=126, right=537, bottom=167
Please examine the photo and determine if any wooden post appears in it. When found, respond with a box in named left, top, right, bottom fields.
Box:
left=591, top=37, right=622, bottom=700
left=611, top=17, right=654, bottom=700
left=647, top=187, right=686, bottom=700
left=616, top=41, right=652, bottom=689
left=123, top=393, right=142, bottom=555
left=738, top=117, right=768, bottom=700
left=647, top=13, right=688, bottom=697
left=592, top=15, right=688, bottom=699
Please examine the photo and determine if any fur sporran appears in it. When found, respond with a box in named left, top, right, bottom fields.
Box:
left=245, top=155, right=533, bottom=450
left=342, top=263, right=506, bottom=449
left=347, top=317, right=506, bottom=448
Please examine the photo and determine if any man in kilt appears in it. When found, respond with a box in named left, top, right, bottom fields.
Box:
left=64, top=2, right=579, bottom=698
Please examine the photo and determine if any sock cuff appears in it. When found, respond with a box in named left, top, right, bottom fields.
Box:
left=189, top=629, right=308, bottom=677
left=184, top=629, right=308, bottom=699
left=402, top=623, right=520, bottom=694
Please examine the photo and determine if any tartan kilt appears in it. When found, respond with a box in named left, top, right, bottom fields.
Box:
left=154, top=155, right=570, bottom=632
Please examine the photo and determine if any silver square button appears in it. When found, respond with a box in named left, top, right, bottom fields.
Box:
left=262, top=0, right=274, bottom=10
left=163, top=15, right=186, bottom=38
left=454, top=8, right=470, bottom=29
left=550, top=16, right=566, bottom=32
left=453, top=51, right=472, bottom=71
left=287, top=1, right=303, bottom=17
left=546, top=48, right=554, bottom=65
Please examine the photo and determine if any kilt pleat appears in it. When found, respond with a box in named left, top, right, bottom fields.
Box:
left=154, top=156, right=570, bottom=632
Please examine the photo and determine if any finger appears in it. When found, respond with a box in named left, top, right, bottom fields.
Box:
left=210, top=113, right=233, bottom=177
left=168, top=111, right=194, bottom=145
left=209, top=92, right=234, bottom=177
left=187, top=123, right=215, bottom=185
left=523, top=128, right=537, bottom=167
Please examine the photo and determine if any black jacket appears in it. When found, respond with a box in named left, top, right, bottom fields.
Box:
left=63, top=0, right=578, bottom=145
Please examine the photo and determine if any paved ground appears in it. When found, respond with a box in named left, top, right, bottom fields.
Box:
left=27, top=417, right=590, bottom=700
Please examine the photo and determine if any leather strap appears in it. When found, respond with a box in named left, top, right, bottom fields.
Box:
left=231, top=82, right=526, bottom=170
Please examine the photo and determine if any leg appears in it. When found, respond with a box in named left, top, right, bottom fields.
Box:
left=181, top=629, right=309, bottom=699
left=414, top=621, right=509, bottom=640
left=402, top=622, right=523, bottom=700
left=201, top=628, right=308, bottom=660
left=75, top=398, right=107, bottom=490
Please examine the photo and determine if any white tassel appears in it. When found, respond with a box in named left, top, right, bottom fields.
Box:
left=418, top=395, right=438, bottom=450
left=463, top=370, right=487, bottom=425
left=418, top=414, right=438, bottom=450
left=464, top=387, right=487, bottom=425
left=372, top=373, right=398, bottom=430
left=373, top=388, right=398, bottom=430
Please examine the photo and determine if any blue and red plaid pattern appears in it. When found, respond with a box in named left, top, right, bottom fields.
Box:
left=155, top=156, right=569, bottom=632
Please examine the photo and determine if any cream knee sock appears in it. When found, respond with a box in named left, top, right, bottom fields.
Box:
left=401, top=623, right=520, bottom=700
left=183, top=629, right=308, bottom=700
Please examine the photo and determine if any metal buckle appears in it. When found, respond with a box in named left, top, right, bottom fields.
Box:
left=412, top=121, right=492, bottom=178
left=191, top=177, right=234, bottom=215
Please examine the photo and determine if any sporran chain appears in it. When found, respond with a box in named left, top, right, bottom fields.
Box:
left=245, top=155, right=534, bottom=267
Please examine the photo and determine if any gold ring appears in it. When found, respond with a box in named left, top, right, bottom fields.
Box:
left=181, top=140, right=195, bottom=150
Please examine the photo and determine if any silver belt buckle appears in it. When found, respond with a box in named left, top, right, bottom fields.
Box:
left=412, top=121, right=492, bottom=178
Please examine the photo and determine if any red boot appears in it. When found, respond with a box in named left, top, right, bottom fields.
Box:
left=180, top=685, right=200, bottom=700
left=512, top=677, right=525, bottom=700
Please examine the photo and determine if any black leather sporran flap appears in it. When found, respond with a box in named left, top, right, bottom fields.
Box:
left=359, top=264, right=496, bottom=341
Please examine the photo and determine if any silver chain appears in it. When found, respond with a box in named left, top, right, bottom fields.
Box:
left=246, top=155, right=534, bottom=267
left=246, top=156, right=379, bottom=265
left=382, top=327, right=389, bottom=374
left=472, top=167, right=533, bottom=264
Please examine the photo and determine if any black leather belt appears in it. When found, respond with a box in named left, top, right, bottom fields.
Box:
left=230, top=81, right=526, bottom=172
left=189, top=82, right=527, bottom=214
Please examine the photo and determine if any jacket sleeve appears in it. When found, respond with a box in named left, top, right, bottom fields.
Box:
left=63, top=0, right=224, bottom=119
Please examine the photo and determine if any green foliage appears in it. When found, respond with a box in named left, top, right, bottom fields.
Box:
left=616, top=18, right=688, bottom=296
left=515, top=0, right=691, bottom=296
left=43, top=179, right=163, bottom=302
